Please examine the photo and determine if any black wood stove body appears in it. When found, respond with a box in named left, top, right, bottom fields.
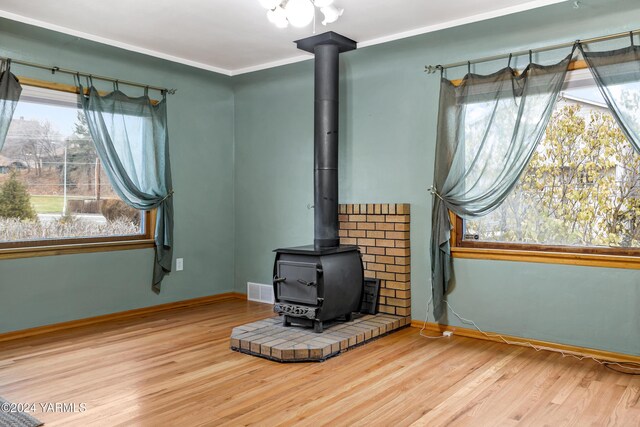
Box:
left=273, top=245, right=363, bottom=333
left=272, top=32, right=361, bottom=333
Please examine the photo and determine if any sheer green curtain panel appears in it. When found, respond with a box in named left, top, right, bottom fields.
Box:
left=579, top=38, right=640, bottom=154
left=0, top=60, right=22, bottom=151
left=78, top=83, right=174, bottom=293
left=431, top=50, right=575, bottom=320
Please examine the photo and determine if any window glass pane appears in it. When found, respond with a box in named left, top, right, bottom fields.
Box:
left=465, top=71, right=640, bottom=249
left=0, top=86, right=143, bottom=244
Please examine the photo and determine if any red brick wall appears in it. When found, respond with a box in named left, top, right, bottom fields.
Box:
left=338, top=204, right=411, bottom=317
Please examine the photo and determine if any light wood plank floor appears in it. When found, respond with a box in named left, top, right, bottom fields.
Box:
left=0, top=298, right=638, bottom=426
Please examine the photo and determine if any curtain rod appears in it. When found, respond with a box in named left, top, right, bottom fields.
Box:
left=424, top=28, right=640, bottom=74
left=2, top=56, right=177, bottom=94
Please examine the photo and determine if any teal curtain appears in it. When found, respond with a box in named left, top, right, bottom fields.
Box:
left=0, top=59, right=22, bottom=150
left=579, top=40, right=640, bottom=154
left=78, top=83, right=174, bottom=293
left=431, top=50, right=574, bottom=320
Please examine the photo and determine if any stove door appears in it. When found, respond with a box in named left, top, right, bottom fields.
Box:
left=276, top=260, right=319, bottom=305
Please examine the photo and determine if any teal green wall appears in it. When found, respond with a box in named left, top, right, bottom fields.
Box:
left=2, top=1, right=639, bottom=355
left=0, top=19, right=236, bottom=333
left=233, top=0, right=640, bottom=355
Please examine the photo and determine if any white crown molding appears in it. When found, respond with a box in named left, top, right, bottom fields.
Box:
left=230, top=54, right=313, bottom=76
left=0, top=0, right=568, bottom=77
left=357, top=0, right=569, bottom=48
left=0, top=9, right=234, bottom=76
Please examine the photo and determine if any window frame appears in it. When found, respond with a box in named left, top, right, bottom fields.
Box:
left=0, top=76, right=156, bottom=260
left=448, top=59, right=640, bottom=270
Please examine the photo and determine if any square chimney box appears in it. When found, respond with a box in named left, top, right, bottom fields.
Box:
left=295, top=32, right=357, bottom=54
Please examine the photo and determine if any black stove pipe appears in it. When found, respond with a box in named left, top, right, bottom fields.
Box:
left=295, top=32, right=357, bottom=250
left=314, top=43, right=340, bottom=249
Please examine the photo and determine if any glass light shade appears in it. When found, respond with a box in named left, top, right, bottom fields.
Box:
left=267, top=6, right=288, bottom=28
left=320, top=5, right=343, bottom=25
left=259, top=0, right=281, bottom=10
left=284, top=0, right=315, bottom=28
left=274, top=18, right=289, bottom=28
left=313, top=0, right=334, bottom=7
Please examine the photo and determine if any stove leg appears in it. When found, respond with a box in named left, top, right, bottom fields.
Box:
left=282, top=315, right=291, bottom=327
left=345, top=312, right=353, bottom=322
left=314, top=320, right=323, bottom=333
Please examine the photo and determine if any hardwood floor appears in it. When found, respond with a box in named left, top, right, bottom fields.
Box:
left=0, top=299, right=638, bottom=426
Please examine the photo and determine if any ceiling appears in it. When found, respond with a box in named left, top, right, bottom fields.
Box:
left=0, top=0, right=568, bottom=76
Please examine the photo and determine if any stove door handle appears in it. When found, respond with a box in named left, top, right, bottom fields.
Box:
left=297, top=279, right=316, bottom=287
left=273, top=276, right=286, bottom=284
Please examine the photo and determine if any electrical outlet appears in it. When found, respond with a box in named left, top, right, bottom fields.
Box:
left=443, top=331, right=453, bottom=337
left=176, top=258, right=184, bottom=271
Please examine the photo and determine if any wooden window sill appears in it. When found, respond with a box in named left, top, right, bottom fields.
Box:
left=450, top=246, right=640, bottom=270
left=0, top=239, right=155, bottom=260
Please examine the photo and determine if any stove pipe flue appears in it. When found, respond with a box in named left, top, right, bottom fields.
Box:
left=295, top=32, right=357, bottom=250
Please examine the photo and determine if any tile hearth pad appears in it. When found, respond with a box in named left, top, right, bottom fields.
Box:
left=230, top=313, right=408, bottom=362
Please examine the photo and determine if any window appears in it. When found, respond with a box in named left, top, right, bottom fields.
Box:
left=0, top=84, right=154, bottom=257
left=453, top=67, right=640, bottom=265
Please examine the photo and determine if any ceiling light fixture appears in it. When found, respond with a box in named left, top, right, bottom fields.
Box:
left=259, top=0, right=343, bottom=29
left=319, top=5, right=343, bottom=25
left=267, top=6, right=289, bottom=28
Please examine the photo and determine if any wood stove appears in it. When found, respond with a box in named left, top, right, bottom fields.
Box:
left=273, top=32, right=361, bottom=333
left=273, top=245, right=363, bottom=333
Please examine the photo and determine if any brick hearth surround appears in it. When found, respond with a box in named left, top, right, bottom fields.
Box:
left=338, top=203, right=411, bottom=318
